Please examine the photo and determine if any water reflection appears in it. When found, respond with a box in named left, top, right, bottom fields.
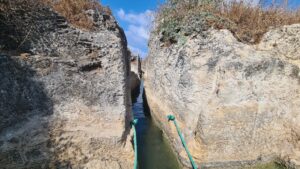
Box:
left=132, top=81, right=181, bottom=169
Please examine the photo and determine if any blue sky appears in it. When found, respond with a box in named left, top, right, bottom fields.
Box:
left=101, top=0, right=164, bottom=58
left=100, top=0, right=300, bottom=58
left=262, top=0, right=300, bottom=8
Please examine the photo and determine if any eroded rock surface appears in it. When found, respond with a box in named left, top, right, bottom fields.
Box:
left=144, top=24, right=300, bottom=168
left=0, top=3, right=133, bottom=169
left=130, top=54, right=142, bottom=100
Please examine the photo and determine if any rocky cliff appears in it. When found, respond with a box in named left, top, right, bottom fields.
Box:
left=0, top=1, right=133, bottom=169
left=130, top=54, right=142, bottom=100
left=144, top=20, right=300, bottom=168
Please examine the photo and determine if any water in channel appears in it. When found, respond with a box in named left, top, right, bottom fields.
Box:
left=131, top=82, right=288, bottom=169
left=132, top=81, right=181, bottom=169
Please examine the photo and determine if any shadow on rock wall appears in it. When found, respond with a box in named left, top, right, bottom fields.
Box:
left=0, top=54, right=58, bottom=168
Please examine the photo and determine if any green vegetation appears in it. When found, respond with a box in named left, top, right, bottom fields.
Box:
left=157, top=0, right=300, bottom=45
left=246, top=162, right=286, bottom=169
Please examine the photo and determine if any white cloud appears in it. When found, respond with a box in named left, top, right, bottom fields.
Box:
left=128, top=45, right=147, bottom=58
left=128, top=25, right=149, bottom=40
left=117, top=9, right=154, bottom=27
left=225, top=0, right=260, bottom=5
left=117, top=9, right=154, bottom=58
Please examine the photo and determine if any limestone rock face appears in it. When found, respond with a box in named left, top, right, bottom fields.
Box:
left=0, top=4, right=133, bottom=169
left=144, top=24, right=300, bottom=168
left=130, top=54, right=142, bottom=99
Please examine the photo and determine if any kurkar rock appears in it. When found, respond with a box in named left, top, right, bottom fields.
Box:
left=144, top=24, right=300, bottom=168
left=0, top=2, right=133, bottom=169
left=130, top=54, right=142, bottom=100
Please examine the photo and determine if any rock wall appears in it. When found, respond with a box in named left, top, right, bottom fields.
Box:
left=0, top=3, right=133, bottom=169
left=130, top=54, right=142, bottom=100
left=144, top=24, right=300, bottom=168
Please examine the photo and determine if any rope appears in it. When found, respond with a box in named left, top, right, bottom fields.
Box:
left=167, top=115, right=198, bottom=169
left=131, top=119, right=138, bottom=169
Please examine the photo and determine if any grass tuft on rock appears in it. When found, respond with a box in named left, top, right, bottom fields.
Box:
left=157, top=0, right=300, bottom=45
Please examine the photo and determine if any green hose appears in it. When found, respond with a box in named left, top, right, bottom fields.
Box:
left=167, top=115, right=198, bottom=169
left=131, top=119, right=138, bottom=169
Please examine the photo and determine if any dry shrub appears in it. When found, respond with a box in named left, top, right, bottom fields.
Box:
left=221, top=1, right=300, bottom=43
left=43, top=0, right=111, bottom=30
left=158, top=0, right=300, bottom=44
left=1, top=0, right=111, bottom=30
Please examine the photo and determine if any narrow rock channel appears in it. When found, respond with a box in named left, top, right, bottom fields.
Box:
left=132, top=81, right=181, bottom=169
